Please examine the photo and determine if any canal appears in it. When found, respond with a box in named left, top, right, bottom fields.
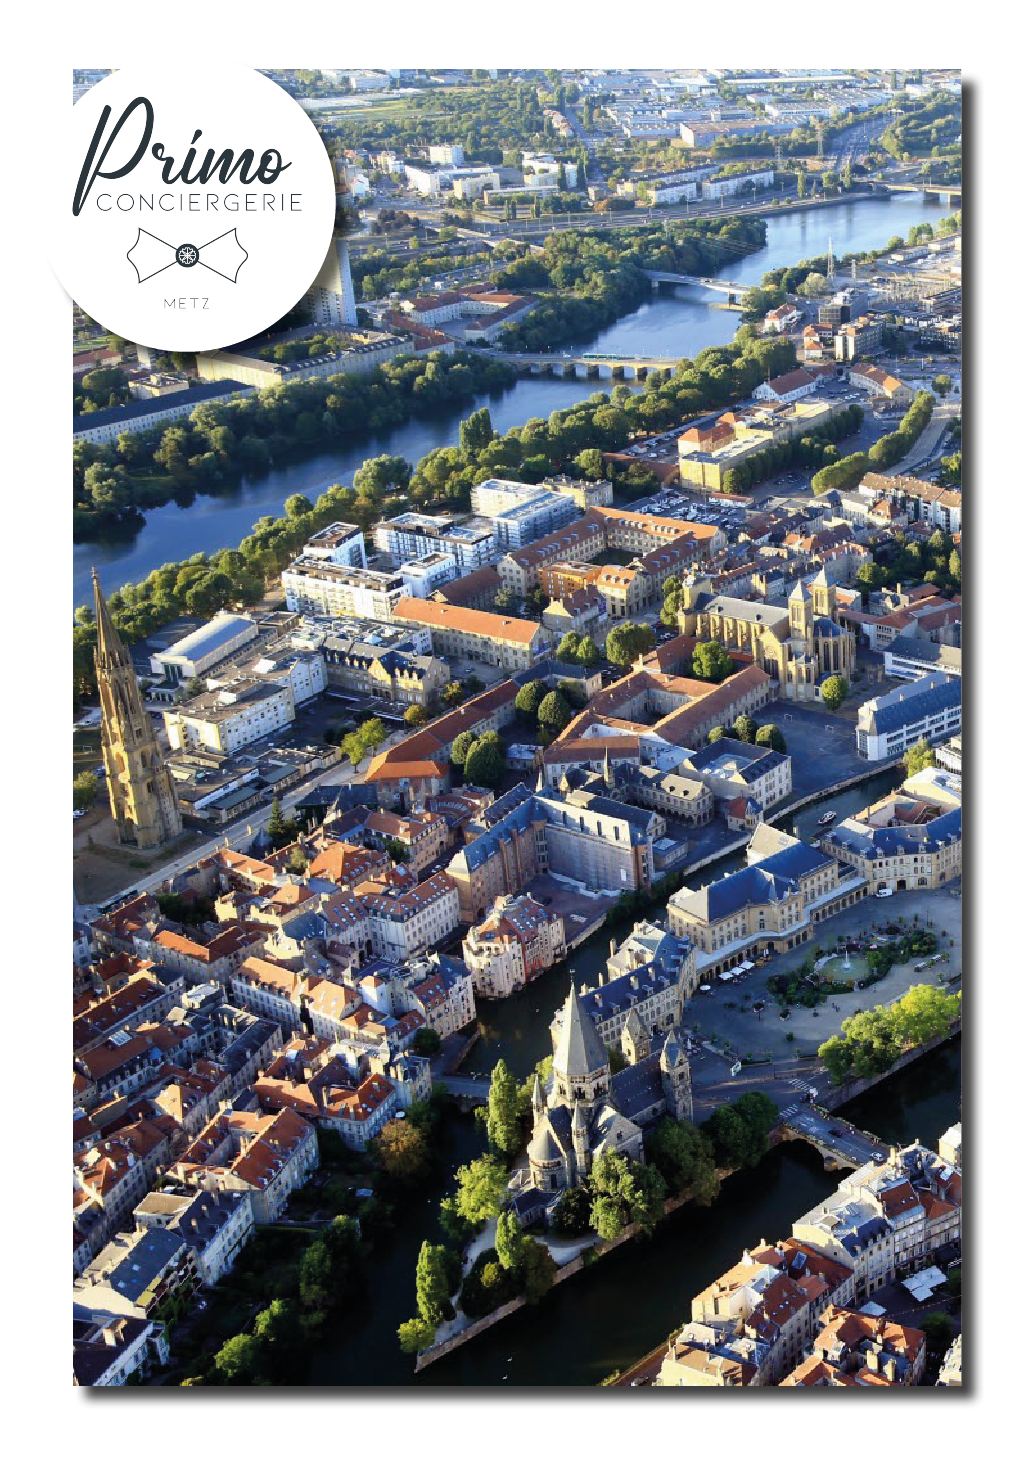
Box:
left=76, top=191, right=955, bottom=609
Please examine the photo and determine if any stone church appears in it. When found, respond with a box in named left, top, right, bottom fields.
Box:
left=512, top=984, right=692, bottom=1223
left=678, top=569, right=856, bottom=702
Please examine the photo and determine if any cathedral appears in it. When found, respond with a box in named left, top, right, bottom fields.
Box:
left=516, top=984, right=692, bottom=1220
left=678, top=569, right=856, bottom=702
left=93, top=571, right=183, bottom=850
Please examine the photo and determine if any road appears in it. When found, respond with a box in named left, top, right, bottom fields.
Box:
left=76, top=728, right=405, bottom=921
left=781, top=1107, right=887, bottom=1167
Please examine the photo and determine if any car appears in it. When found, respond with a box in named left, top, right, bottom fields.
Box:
left=875, top=888, right=894, bottom=898
left=73, top=809, right=85, bottom=820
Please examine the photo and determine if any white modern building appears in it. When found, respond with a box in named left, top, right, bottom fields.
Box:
left=399, top=551, right=460, bottom=597
left=304, top=235, right=358, bottom=327
left=300, top=521, right=367, bottom=568
left=149, top=614, right=260, bottom=685
left=282, top=559, right=409, bottom=620
left=856, top=673, right=962, bottom=762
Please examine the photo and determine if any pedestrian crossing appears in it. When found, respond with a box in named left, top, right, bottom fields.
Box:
left=780, top=1104, right=801, bottom=1118
left=788, top=1078, right=814, bottom=1092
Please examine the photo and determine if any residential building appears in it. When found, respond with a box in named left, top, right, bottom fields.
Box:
left=134, top=1188, right=255, bottom=1286
left=363, top=808, right=448, bottom=875
left=859, top=472, right=961, bottom=534
left=682, top=737, right=793, bottom=811
left=299, top=520, right=367, bottom=568
left=167, top=1107, right=319, bottom=1224
left=399, top=551, right=460, bottom=598
left=358, top=869, right=461, bottom=961
left=73, top=1315, right=169, bottom=1387
left=780, top=1307, right=925, bottom=1386
left=462, top=894, right=567, bottom=998
left=74, top=1228, right=198, bottom=1322
left=229, top=956, right=311, bottom=1033
left=391, top=597, right=552, bottom=671
left=753, top=368, right=822, bottom=404
left=73, top=380, right=251, bottom=445
left=281, top=559, right=408, bottom=620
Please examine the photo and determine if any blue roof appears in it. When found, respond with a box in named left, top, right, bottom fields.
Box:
left=73, top=379, right=246, bottom=433
left=869, top=675, right=961, bottom=735
left=686, top=839, right=833, bottom=922
left=828, top=806, right=961, bottom=860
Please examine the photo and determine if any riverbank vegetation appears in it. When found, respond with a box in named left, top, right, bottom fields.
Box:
left=492, top=217, right=768, bottom=354
left=73, top=350, right=518, bottom=539
left=818, top=982, right=961, bottom=1084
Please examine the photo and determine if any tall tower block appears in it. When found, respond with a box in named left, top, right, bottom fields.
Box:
left=93, top=571, right=182, bottom=850
left=304, top=234, right=358, bottom=327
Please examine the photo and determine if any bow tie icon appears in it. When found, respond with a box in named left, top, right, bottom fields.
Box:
left=126, top=228, right=249, bottom=284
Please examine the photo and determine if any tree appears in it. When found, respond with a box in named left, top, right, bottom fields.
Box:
left=377, top=1118, right=432, bottom=1188
left=487, top=1060, right=521, bottom=1158
left=690, top=640, right=734, bottom=683
left=707, top=726, right=725, bottom=744
left=451, top=730, right=476, bottom=768
left=919, top=1312, right=955, bottom=1352
left=755, top=724, right=787, bottom=754
left=592, top=1193, right=627, bottom=1242
left=605, top=622, right=654, bottom=668
left=412, top=1027, right=442, bottom=1057
left=537, top=690, right=572, bottom=737
left=415, top=1242, right=456, bottom=1326
left=404, top=704, right=429, bottom=728
left=576, top=636, right=599, bottom=669
left=266, top=796, right=289, bottom=850
left=904, top=736, right=937, bottom=777
left=515, top=680, right=545, bottom=722
left=645, top=1118, right=719, bottom=1202
left=397, top=1316, right=436, bottom=1355
left=212, top=1333, right=264, bottom=1385
left=298, top=1238, right=335, bottom=1310
left=460, top=407, right=494, bottom=455
left=463, top=732, right=505, bottom=790
left=732, top=713, right=758, bottom=744
left=553, top=1185, right=592, bottom=1235
left=557, top=631, right=582, bottom=663
left=453, top=1154, right=509, bottom=1224
left=495, top=1210, right=525, bottom=1271
left=520, top=1235, right=557, bottom=1302
left=933, top=373, right=952, bottom=397
left=820, top=674, right=849, bottom=711
left=73, top=771, right=99, bottom=812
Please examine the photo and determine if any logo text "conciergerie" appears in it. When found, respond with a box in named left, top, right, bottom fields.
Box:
left=73, top=97, right=293, bottom=216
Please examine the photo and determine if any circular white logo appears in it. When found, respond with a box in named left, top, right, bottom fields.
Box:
left=50, top=63, right=338, bottom=351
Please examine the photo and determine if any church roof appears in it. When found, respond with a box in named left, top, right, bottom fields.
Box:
left=553, top=984, right=609, bottom=1079
left=527, top=1117, right=562, bottom=1166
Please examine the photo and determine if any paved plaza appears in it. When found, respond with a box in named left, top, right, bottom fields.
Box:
left=682, top=881, right=962, bottom=1117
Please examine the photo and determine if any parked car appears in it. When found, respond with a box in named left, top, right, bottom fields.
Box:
left=875, top=888, right=894, bottom=898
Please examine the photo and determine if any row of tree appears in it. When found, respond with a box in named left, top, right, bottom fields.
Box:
left=722, top=404, right=865, bottom=495
left=818, top=984, right=961, bottom=1083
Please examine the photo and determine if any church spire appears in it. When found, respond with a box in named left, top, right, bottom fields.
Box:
left=93, top=569, right=133, bottom=673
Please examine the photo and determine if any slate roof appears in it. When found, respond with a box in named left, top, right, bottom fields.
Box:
left=610, top=1054, right=665, bottom=1120
left=553, top=984, right=608, bottom=1078
left=827, top=806, right=961, bottom=860
left=863, top=674, right=961, bottom=735
left=672, top=840, right=832, bottom=923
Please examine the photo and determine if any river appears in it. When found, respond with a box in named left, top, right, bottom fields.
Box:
left=305, top=1036, right=960, bottom=1387
left=301, top=755, right=949, bottom=1388
left=75, top=192, right=955, bottom=609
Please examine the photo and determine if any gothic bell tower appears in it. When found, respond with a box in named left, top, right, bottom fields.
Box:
left=93, top=570, right=183, bottom=850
